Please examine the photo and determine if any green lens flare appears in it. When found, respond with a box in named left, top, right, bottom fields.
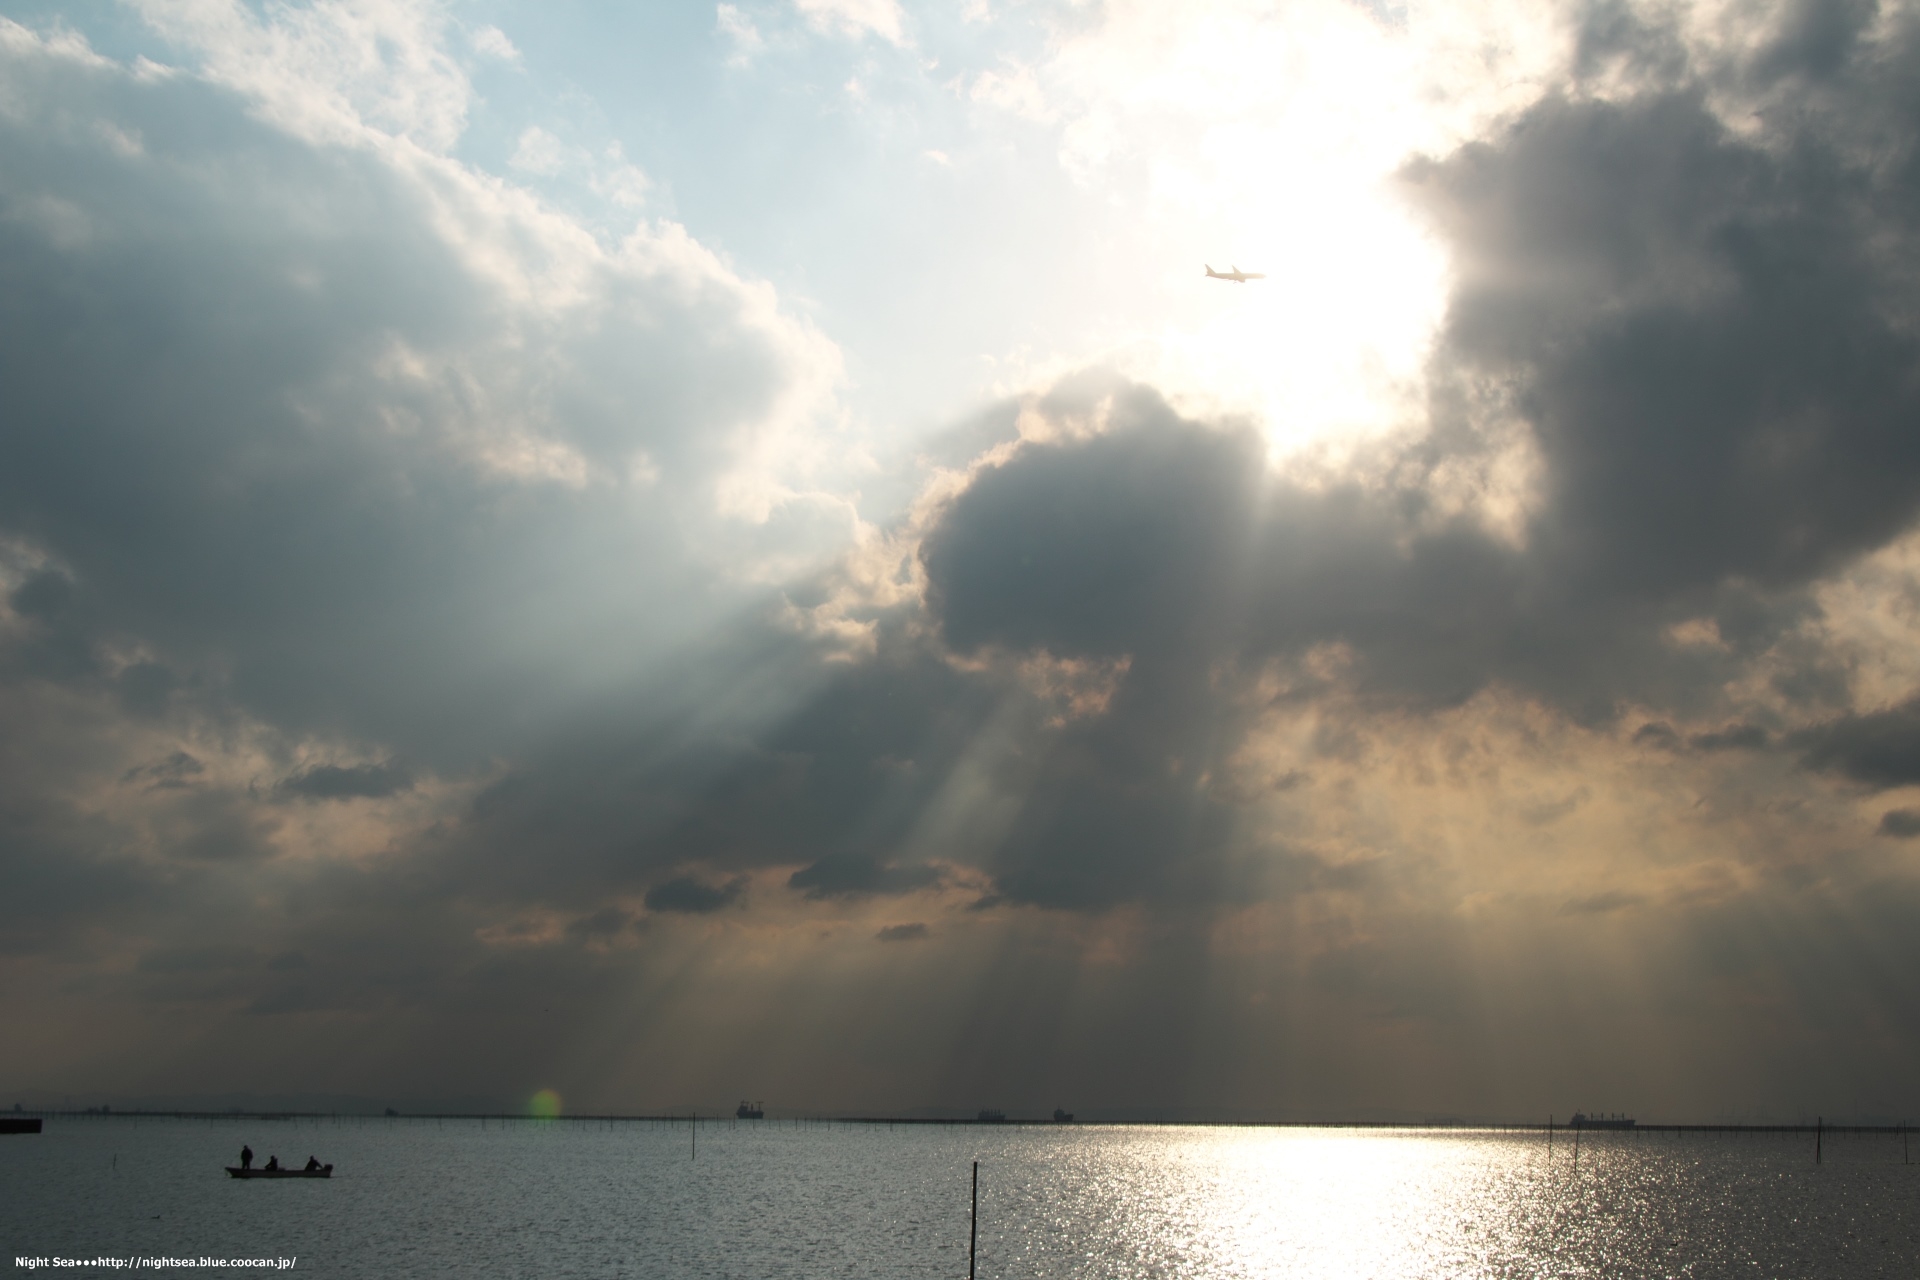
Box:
left=530, top=1089, right=562, bottom=1119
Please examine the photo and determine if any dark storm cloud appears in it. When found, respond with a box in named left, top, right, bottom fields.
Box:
left=876, top=922, right=928, bottom=941
left=1412, top=26, right=1920, bottom=607
left=122, top=751, right=205, bottom=790
left=3, top=569, right=101, bottom=684
left=1792, top=697, right=1920, bottom=789
left=1632, top=721, right=1683, bottom=750
left=922, top=394, right=1264, bottom=659
left=275, top=762, right=413, bottom=801
left=643, top=875, right=746, bottom=914
left=788, top=853, right=941, bottom=899
left=1878, top=808, right=1920, bottom=838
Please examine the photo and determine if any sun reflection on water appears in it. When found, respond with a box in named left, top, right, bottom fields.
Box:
left=10, top=1117, right=1917, bottom=1276
left=977, top=1125, right=1915, bottom=1278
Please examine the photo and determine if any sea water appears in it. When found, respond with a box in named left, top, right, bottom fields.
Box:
left=5, top=1117, right=1919, bottom=1277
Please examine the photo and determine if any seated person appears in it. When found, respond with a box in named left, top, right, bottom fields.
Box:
left=264, top=1155, right=279, bottom=1171
left=305, top=1156, right=321, bottom=1171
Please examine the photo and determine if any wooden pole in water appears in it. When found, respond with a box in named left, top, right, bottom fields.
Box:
left=1547, top=1115, right=1552, bottom=1153
left=692, top=1111, right=696, bottom=1162
left=969, top=1160, right=979, bottom=1280
left=1816, top=1115, right=1822, bottom=1165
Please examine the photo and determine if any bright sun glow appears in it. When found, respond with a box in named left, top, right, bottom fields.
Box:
left=1008, top=0, right=1573, bottom=460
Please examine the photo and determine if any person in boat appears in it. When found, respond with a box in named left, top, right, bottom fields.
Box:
left=264, top=1155, right=279, bottom=1171
left=304, top=1156, right=321, bottom=1171
left=240, top=1145, right=253, bottom=1170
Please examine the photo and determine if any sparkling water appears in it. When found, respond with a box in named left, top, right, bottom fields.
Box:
left=6, top=1117, right=1918, bottom=1276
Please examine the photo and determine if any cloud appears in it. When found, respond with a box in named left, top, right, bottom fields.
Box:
left=125, top=0, right=480, bottom=151
left=644, top=875, right=746, bottom=914
left=793, top=0, right=905, bottom=46
left=275, top=762, right=414, bottom=801
left=1793, top=697, right=1920, bottom=790
left=1558, top=890, right=1647, bottom=916
left=0, top=18, right=841, bottom=771
left=468, top=25, right=520, bottom=64
left=122, top=751, right=206, bottom=791
left=716, top=4, right=765, bottom=64
left=1688, top=724, right=1771, bottom=753
left=1878, top=808, right=1920, bottom=838
left=788, top=853, right=941, bottom=899
left=9, top=0, right=1920, bottom=1121
left=1408, top=86, right=1920, bottom=605
left=508, top=124, right=576, bottom=176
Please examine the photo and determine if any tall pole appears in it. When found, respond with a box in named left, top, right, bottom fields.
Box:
left=692, top=1111, right=696, bottom=1162
left=969, top=1160, right=978, bottom=1280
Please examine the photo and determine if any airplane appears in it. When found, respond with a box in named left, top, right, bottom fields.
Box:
left=1205, top=264, right=1266, bottom=283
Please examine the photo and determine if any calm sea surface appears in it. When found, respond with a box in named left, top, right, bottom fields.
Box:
left=6, top=1117, right=1919, bottom=1277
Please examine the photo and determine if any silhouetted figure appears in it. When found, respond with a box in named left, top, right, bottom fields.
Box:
left=304, top=1156, right=321, bottom=1171
left=240, top=1145, right=253, bottom=1170
left=264, top=1155, right=279, bottom=1171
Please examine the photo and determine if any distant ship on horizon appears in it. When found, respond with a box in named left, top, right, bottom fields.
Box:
left=736, top=1100, right=764, bottom=1120
left=1569, top=1112, right=1635, bottom=1129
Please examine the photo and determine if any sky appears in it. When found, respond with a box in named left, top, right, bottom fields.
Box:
left=3, top=0, right=1920, bottom=1122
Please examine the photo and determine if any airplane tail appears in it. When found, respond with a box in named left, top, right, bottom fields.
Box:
left=1204, top=264, right=1217, bottom=276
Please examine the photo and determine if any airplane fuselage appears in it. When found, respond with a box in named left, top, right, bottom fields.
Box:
left=1205, top=264, right=1265, bottom=283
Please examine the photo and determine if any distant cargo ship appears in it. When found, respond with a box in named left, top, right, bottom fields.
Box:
left=977, top=1109, right=1006, bottom=1123
left=736, top=1101, right=764, bottom=1120
left=1569, top=1112, right=1635, bottom=1130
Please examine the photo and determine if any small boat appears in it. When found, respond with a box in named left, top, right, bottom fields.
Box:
left=225, top=1165, right=332, bottom=1178
left=0, top=1118, right=42, bottom=1134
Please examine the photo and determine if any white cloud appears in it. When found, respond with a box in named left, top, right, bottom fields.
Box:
left=468, top=23, right=520, bottom=63
left=508, top=123, right=573, bottom=175
left=0, top=18, right=845, bottom=762
left=794, top=0, right=905, bottom=46
left=716, top=3, right=764, bottom=64
left=969, top=61, right=1052, bottom=122
left=591, top=143, right=651, bottom=209
left=125, top=0, right=479, bottom=151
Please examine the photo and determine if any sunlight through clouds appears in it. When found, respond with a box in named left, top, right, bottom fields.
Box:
left=965, top=0, right=1576, bottom=459
left=8, top=0, right=1920, bottom=1125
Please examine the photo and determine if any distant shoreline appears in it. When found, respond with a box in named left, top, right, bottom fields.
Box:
left=10, top=1110, right=1910, bottom=1136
